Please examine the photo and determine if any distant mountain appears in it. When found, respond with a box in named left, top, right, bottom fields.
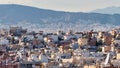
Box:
left=92, top=6, right=120, bottom=14
left=0, top=4, right=120, bottom=31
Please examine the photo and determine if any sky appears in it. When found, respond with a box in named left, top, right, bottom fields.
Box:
left=0, top=0, right=120, bottom=12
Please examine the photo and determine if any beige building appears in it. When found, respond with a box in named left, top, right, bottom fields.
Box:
left=102, top=33, right=112, bottom=45
left=78, top=37, right=88, bottom=46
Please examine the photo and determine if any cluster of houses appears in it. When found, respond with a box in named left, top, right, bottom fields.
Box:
left=0, top=27, right=120, bottom=68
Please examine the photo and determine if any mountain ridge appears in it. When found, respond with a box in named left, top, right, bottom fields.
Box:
left=0, top=4, right=120, bottom=31
left=92, top=6, right=120, bottom=14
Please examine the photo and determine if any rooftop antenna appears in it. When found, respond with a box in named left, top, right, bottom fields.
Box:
left=59, top=24, right=63, bottom=31
left=104, top=53, right=110, bottom=65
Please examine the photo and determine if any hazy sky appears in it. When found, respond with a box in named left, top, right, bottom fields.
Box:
left=0, top=0, right=120, bottom=12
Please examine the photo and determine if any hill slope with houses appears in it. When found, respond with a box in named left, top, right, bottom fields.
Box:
left=0, top=4, right=120, bottom=31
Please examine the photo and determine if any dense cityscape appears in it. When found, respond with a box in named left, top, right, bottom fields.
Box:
left=0, top=0, right=120, bottom=68
left=0, top=27, right=120, bottom=68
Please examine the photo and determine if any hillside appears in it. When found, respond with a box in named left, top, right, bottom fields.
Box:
left=0, top=4, right=120, bottom=31
left=92, top=6, right=120, bottom=14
